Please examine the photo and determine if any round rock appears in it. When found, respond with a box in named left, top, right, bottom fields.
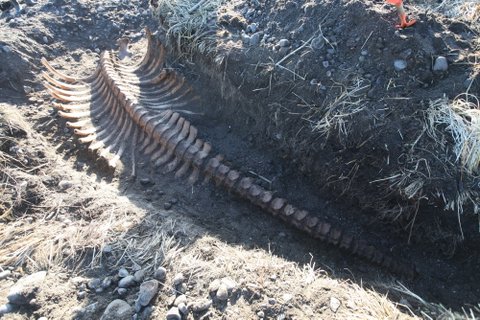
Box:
left=118, top=268, right=129, bottom=278
left=216, top=283, right=228, bottom=301
left=278, top=39, right=290, bottom=47
left=153, top=267, right=167, bottom=282
left=190, top=299, right=212, bottom=313
left=100, top=299, right=134, bottom=320
left=433, top=56, right=448, bottom=72
left=393, top=59, right=407, bottom=71
left=173, top=273, right=184, bottom=286
left=118, top=275, right=136, bottom=288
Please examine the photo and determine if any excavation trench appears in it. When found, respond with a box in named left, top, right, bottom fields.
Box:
left=136, top=38, right=480, bottom=308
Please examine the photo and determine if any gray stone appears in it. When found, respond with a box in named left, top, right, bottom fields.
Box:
left=278, top=39, right=290, bottom=47
left=322, top=60, right=329, bottom=68
left=84, top=302, right=98, bottom=313
left=166, top=307, right=181, bottom=320
left=153, top=267, right=166, bottom=281
left=7, top=271, right=46, bottom=305
left=0, top=270, right=11, bottom=280
left=216, top=283, right=228, bottom=301
left=118, top=275, right=136, bottom=288
left=190, top=299, right=212, bottom=313
left=118, top=268, right=129, bottom=278
left=134, top=269, right=145, bottom=283
left=135, top=280, right=159, bottom=311
left=178, top=302, right=188, bottom=315
left=393, top=59, right=407, bottom=71
left=88, top=278, right=102, bottom=290
left=250, top=32, right=261, bottom=46
left=173, top=273, right=184, bottom=286
left=433, top=56, right=448, bottom=72
left=311, top=36, right=324, bottom=50
left=102, top=244, right=113, bottom=254
left=0, top=303, right=15, bottom=315
left=177, top=282, right=187, bottom=294
left=77, top=291, right=87, bottom=299
left=100, top=299, right=134, bottom=320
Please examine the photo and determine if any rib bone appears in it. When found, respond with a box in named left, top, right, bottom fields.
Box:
left=41, top=29, right=416, bottom=279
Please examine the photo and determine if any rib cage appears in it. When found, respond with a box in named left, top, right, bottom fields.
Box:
left=42, top=30, right=416, bottom=278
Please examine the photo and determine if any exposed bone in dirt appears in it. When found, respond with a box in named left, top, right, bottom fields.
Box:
left=1, top=0, right=480, bottom=318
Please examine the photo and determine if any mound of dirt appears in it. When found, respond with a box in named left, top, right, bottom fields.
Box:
left=155, top=0, right=480, bottom=246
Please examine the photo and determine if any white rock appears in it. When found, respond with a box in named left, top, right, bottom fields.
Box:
left=329, top=296, right=341, bottom=312
left=393, top=59, right=407, bottom=71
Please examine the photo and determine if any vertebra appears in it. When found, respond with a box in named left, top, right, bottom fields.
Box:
left=42, top=29, right=416, bottom=278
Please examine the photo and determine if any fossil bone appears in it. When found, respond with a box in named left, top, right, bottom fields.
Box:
left=42, top=29, right=416, bottom=278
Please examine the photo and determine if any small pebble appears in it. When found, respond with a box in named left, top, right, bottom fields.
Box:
left=216, top=283, right=228, bottom=301
left=268, top=297, right=276, bottom=305
left=173, top=273, right=184, bottom=286
left=257, top=310, right=265, bottom=318
left=329, top=296, right=341, bottom=312
left=154, top=267, right=167, bottom=281
left=178, top=302, right=188, bottom=315
left=117, top=288, right=128, bottom=296
left=278, top=39, right=290, bottom=47
left=174, top=294, right=187, bottom=306
left=58, top=180, right=73, bottom=190
left=208, top=279, right=221, bottom=294
left=118, top=268, right=129, bottom=278
left=433, top=56, right=448, bottom=72
left=77, top=291, right=87, bottom=299
left=134, top=270, right=145, bottom=283
left=164, top=202, right=172, bottom=210
left=190, top=299, right=212, bottom=313
left=118, top=275, right=136, bottom=288
left=166, top=307, right=181, bottom=320
left=102, top=245, right=113, bottom=254
left=393, top=59, right=407, bottom=71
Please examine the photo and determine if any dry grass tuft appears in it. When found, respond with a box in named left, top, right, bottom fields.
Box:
left=152, top=0, right=223, bottom=57
left=305, top=77, right=369, bottom=145
left=426, top=95, right=480, bottom=175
